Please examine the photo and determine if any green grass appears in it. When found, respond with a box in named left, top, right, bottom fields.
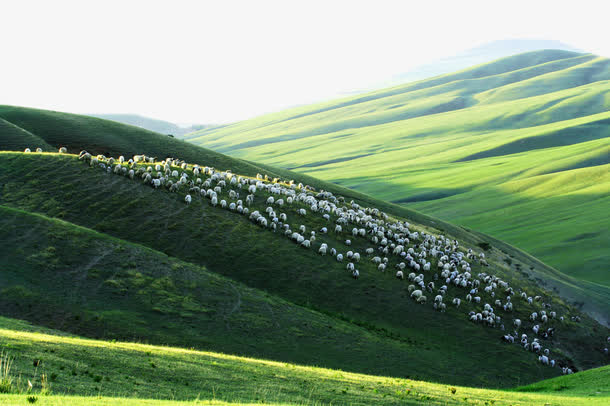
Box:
left=0, top=317, right=607, bottom=405
left=184, top=50, right=610, bottom=289
left=0, top=105, right=606, bottom=325
left=0, top=152, right=608, bottom=388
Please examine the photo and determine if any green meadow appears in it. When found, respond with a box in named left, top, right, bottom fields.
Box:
left=0, top=106, right=608, bottom=405
left=185, top=50, right=610, bottom=288
left=0, top=317, right=608, bottom=405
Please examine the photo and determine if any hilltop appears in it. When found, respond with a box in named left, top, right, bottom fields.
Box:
left=388, top=39, right=583, bottom=86
left=184, top=49, right=610, bottom=289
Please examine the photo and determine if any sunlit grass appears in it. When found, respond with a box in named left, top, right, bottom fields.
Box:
left=185, top=51, right=610, bottom=288
left=0, top=318, right=608, bottom=405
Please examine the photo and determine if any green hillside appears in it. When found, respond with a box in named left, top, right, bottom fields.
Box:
left=1, top=317, right=607, bottom=405
left=1, top=152, right=589, bottom=388
left=0, top=108, right=608, bottom=400
left=185, top=50, right=610, bottom=288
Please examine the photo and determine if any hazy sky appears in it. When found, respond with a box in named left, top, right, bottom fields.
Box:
left=2, top=0, right=608, bottom=124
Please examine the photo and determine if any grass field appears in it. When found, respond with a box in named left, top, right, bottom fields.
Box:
left=0, top=107, right=608, bottom=404
left=0, top=317, right=608, bottom=405
left=184, top=50, right=610, bottom=288
left=1, top=151, right=608, bottom=386
left=0, top=106, right=606, bottom=327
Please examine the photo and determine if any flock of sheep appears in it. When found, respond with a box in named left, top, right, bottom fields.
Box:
left=23, top=147, right=608, bottom=373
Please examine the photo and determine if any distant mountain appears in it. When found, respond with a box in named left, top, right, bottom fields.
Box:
left=389, top=39, right=584, bottom=86
left=88, top=113, right=218, bottom=136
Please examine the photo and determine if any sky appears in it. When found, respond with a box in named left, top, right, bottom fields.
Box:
left=2, top=0, right=608, bottom=124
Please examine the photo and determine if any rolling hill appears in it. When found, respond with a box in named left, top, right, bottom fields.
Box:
left=1, top=316, right=607, bottom=405
left=388, top=39, right=583, bottom=88
left=0, top=317, right=610, bottom=406
left=0, top=107, right=608, bottom=403
left=184, top=49, right=610, bottom=289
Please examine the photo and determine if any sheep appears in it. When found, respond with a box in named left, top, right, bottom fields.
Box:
left=345, top=239, right=351, bottom=246
left=353, top=253, right=360, bottom=262
left=59, top=147, right=67, bottom=153
left=352, top=269, right=359, bottom=279
left=396, top=270, right=404, bottom=279
left=184, top=194, right=192, bottom=205
left=24, top=148, right=31, bottom=153
left=452, top=298, right=461, bottom=307
left=411, top=289, right=423, bottom=299
left=335, top=225, right=342, bottom=233
left=336, top=254, right=343, bottom=262
left=514, top=319, right=522, bottom=329
left=417, top=296, right=427, bottom=304
left=378, top=263, right=386, bottom=272
left=298, top=208, right=307, bottom=216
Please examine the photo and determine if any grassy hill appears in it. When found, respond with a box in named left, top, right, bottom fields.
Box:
left=0, top=316, right=608, bottom=405
left=184, top=50, right=610, bottom=289
left=0, top=108, right=608, bottom=396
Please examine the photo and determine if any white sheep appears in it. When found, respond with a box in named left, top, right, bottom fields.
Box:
left=336, top=254, right=343, bottom=262
left=185, top=194, right=192, bottom=205
left=59, top=147, right=67, bottom=153
left=396, top=271, right=404, bottom=279
left=24, top=148, right=31, bottom=153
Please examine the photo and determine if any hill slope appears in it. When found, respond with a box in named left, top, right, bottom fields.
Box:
left=185, top=50, right=610, bottom=288
left=0, top=109, right=608, bottom=387
left=0, top=107, right=607, bottom=326
left=1, top=317, right=607, bottom=405
left=1, top=151, right=608, bottom=385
